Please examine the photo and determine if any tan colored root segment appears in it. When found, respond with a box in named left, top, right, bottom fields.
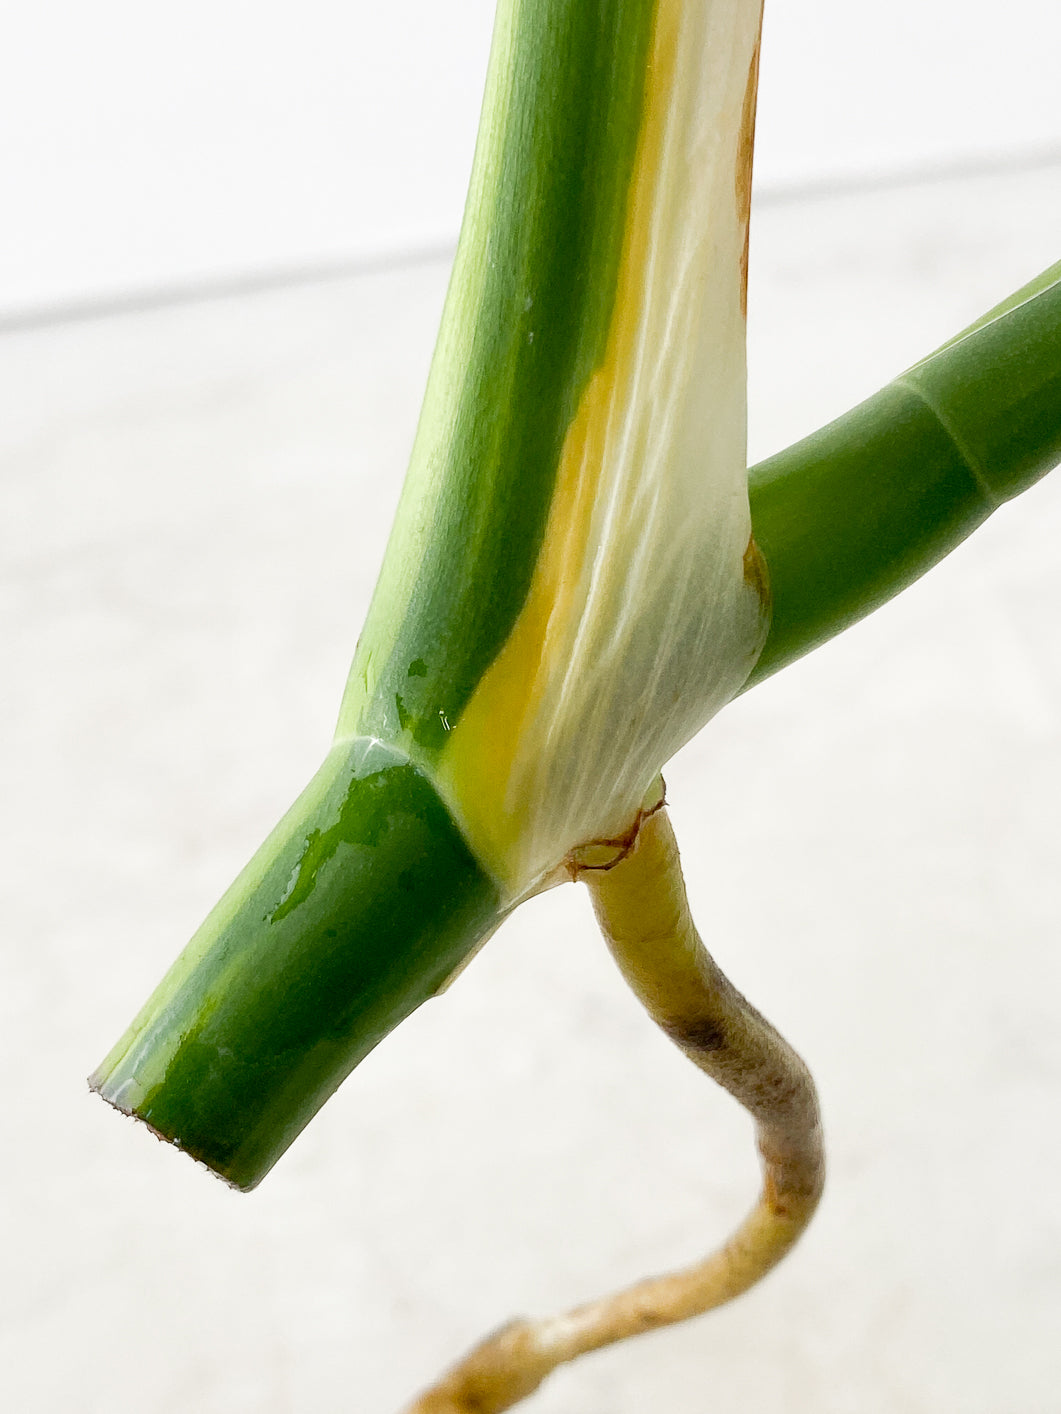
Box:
left=402, top=805, right=824, bottom=1414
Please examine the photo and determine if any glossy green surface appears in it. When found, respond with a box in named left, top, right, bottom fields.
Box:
left=341, top=0, right=658, bottom=758
left=92, top=77, right=1060, bottom=1190
left=747, top=262, right=1061, bottom=686
left=907, top=261, right=1061, bottom=501
left=92, top=739, right=502, bottom=1190
left=93, top=0, right=664, bottom=1193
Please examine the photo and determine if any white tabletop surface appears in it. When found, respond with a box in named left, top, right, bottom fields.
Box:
left=2, top=161, right=1060, bottom=1413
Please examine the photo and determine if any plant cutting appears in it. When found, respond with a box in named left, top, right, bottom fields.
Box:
left=91, top=1, right=1061, bottom=1410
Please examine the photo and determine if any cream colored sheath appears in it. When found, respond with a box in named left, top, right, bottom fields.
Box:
left=404, top=802, right=825, bottom=1413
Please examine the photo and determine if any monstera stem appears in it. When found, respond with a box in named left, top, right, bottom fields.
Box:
left=403, top=799, right=823, bottom=1414
left=748, top=257, right=1061, bottom=686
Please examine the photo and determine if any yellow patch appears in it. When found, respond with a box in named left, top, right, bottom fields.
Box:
left=438, top=2, right=685, bottom=884
left=437, top=0, right=765, bottom=894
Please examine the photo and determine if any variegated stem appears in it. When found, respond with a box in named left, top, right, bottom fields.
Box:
left=91, top=0, right=767, bottom=1192
left=402, top=802, right=823, bottom=1414
left=347, top=0, right=768, bottom=903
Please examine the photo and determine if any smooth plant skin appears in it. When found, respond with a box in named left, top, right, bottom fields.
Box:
left=91, top=251, right=1061, bottom=1194
left=748, top=259, right=1061, bottom=685
left=91, top=741, right=503, bottom=1190
left=348, top=0, right=768, bottom=897
left=91, top=1, right=1060, bottom=1405
left=93, top=0, right=768, bottom=1189
left=90, top=0, right=663, bottom=1188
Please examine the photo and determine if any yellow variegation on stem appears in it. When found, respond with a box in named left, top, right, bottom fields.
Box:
left=91, top=0, right=1061, bottom=1407
left=436, top=0, right=768, bottom=899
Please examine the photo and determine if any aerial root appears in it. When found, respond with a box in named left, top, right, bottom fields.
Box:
left=402, top=802, right=823, bottom=1413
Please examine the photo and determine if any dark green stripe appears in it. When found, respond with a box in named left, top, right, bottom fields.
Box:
left=348, top=0, right=659, bottom=756
left=92, top=739, right=502, bottom=1190
left=747, top=265, right=1061, bottom=687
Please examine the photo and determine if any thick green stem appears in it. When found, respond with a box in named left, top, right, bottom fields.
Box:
left=92, top=257, right=1061, bottom=1192
left=747, top=260, right=1061, bottom=687
left=341, top=0, right=658, bottom=759
left=91, top=739, right=502, bottom=1190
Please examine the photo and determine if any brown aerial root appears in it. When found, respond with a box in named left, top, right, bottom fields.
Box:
left=402, top=803, right=824, bottom=1414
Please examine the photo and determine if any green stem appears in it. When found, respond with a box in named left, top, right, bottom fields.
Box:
left=341, top=0, right=657, bottom=759
left=92, top=258, right=1061, bottom=1193
left=747, top=259, right=1061, bottom=687
left=92, top=739, right=502, bottom=1190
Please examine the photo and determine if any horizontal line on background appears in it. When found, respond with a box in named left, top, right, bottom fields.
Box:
left=754, top=143, right=1061, bottom=207
left=0, top=240, right=458, bottom=336
left=3, top=146, right=1060, bottom=336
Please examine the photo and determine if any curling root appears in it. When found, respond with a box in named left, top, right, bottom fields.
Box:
left=403, top=802, right=823, bottom=1412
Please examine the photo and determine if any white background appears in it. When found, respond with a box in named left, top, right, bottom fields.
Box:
left=3, top=0, right=1061, bottom=318
left=2, top=4, right=1060, bottom=1412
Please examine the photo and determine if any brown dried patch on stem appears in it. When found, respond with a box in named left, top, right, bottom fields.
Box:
left=743, top=533, right=771, bottom=610
left=563, top=787, right=666, bottom=879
